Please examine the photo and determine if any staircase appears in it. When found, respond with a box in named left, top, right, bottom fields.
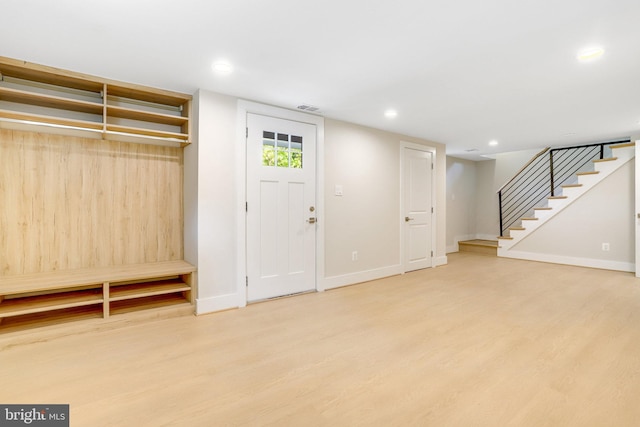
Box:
left=458, top=239, right=498, bottom=256
left=497, top=142, right=635, bottom=263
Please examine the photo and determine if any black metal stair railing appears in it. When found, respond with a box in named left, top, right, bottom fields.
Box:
left=498, top=139, right=630, bottom=237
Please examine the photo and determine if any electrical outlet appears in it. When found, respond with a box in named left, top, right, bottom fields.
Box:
left=602, top=243, right=610, bottom=251
left=352, top=251, right=358, bottom=261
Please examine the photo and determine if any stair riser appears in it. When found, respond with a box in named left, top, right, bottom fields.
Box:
left=520, top=221, right=541, bottom=233
left=559, top=186, right=585, bottom=198
left=458, top=244, right=497, bottom=256
left=547, top=198, right=569, bottom=209
left=534, top=210, right=553, bottom=220
left=508, top=230, right=526, bottom=239
left=577, top=174, right=600, bottom=187
left=611, top=147, right=635, bottom=159
left=594, top=161, right=621, bottom=175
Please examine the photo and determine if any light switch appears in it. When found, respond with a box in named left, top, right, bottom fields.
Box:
left=335, top=185, right=343, bottom=196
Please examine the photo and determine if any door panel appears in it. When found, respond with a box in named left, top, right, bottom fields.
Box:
left=403, top=148, right=433, bottom=272
left=247, top=114, right=317, bottom=301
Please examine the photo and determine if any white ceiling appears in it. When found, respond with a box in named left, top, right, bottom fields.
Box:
left=2, top=0, right=640, bottom=160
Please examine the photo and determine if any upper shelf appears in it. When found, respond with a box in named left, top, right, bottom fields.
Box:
left=0, top=86, right=104, bottom=115
left=0, top=56, right=192, bottom=146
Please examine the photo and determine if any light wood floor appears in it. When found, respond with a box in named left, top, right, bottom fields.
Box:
left=2, top=252, right=640, bottom=426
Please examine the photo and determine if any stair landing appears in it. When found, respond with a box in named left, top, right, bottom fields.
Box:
left=458, top=239, right=498, bottom=256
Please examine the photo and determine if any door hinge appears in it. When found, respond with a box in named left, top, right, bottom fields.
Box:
left=431, top=250, right=434, bottom=257
left=431, top=162, right=434, bottom=170
left=431, top=207, right=434, bottom=214
left=246, top=127, right=248, bottom=138
left=246, top=202, right=248, bottom=212
left=246, top=276, right=248, bottom=287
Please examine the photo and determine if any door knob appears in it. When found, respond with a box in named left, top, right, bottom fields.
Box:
left=307, top=217, right=317, bottom=224
left=405, top=216, right=414, bottom=222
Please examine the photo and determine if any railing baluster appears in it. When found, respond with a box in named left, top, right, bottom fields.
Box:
left=497, top=139, right=630, bottom=237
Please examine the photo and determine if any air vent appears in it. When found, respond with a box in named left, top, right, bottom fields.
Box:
left=465, top=148, right=480, bottom=152
left=297, top=104, right=320, bottom=113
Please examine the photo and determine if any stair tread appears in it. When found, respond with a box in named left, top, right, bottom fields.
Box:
left=458, top=239, right=498, bottom=248
left=509, top=227, right=526, bottom=231
left=548, top=196, right=568, bottom=199
left=497, top=236, right=514, bottom=240
left=593, top=157, right=617, bottom=163
left=562, top=184, right=582, bottom=188
left=576, top=171, right=599, bottom=176
left=534, top=207, right=553, bottom=210
left=611, top=142, right=635, bottom=149
left=521, top=217, right=538, bottom=221
left=458, top=239, right=498, bottom=256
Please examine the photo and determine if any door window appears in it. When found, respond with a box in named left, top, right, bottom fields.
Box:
left=262, top=131, right=303, bottom=168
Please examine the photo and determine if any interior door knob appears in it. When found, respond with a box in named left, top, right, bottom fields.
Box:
left=307, top=217, right=317, bottom=224
left=405, top=216, right=414, bottom=222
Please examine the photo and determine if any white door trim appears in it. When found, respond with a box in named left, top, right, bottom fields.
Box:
left=400, top=141, right=437, bottom=273
left=636, top=140, right=640, bottom=278
left=236, top=101, right=325, bottom=307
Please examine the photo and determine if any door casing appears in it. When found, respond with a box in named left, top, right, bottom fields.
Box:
left=400, top=141, right=437, bottom=273
left=236, top=101, right=325, bottom=307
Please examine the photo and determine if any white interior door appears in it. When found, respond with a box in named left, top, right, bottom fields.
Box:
left=246, top=113, right=317, bottom=301
left=403, top=147, right=433, bottom=272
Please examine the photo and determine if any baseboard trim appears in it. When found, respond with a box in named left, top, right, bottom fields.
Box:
left=499, top=250, right=635, bottom=272
left=196, top=293, right=239, bottom=315
left=322, top=264, right=403, bottom=291
left=435, top=255, right=448, bottom=267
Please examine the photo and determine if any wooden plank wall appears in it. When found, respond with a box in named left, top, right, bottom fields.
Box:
left=0, top=129, right=183, bottom=276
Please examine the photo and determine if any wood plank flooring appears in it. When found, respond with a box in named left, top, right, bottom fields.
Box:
left=2, top=252, right=640, bottom=426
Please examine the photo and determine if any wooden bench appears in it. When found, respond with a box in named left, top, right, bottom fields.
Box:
left=0, top=260, right=196, bottom=346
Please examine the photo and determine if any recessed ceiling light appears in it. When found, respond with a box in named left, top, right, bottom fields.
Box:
left=212, top=60, right=233, bottom=75
left=577, top=47, right=605, bottom=61
left=384, top=109, right=398, bottom=119
left=489, top=140, right=498, bottom=146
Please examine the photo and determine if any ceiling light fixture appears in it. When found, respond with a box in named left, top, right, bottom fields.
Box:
left=212, top=60, right=233, bottom=75
left=577, top=47, right=605, bottom=61
left=384, top=109, right=398, bottom=119
left=489, top=140, right=498, bottom=146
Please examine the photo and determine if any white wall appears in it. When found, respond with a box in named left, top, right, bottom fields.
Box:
left=510, top=160, right=635, bottom=271
left=474, top=160, right=498, bottom=239
left=323, top=119, right=447, bottom=288
left=187, top=91, right=448, bottom=314
left=184, top=90, right=240, bottom=313
left=474, top=149, right=543, bottom=238
left=446, top=157, right=477, bottom=252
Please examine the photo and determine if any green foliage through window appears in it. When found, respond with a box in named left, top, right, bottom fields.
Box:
left=262, top=132, right=302, bottom=168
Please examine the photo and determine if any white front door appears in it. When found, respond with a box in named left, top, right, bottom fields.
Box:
left=403, top=147, right=433, bottom=272
left=246, top=113, right=317, bottom=301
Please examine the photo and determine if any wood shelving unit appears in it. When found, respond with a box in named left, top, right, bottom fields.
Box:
left=0, top=56, right=191, bottom=146
left=0, top=261, right=196, bottom=335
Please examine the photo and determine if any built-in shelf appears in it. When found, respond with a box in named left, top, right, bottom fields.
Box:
left=0, top=56, right=191, bottom=146
left=109, top=279, right=191, bottom=302
left=0, top=261, right=196, bottom=335
left=0, top=289, right=103, bottom=318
